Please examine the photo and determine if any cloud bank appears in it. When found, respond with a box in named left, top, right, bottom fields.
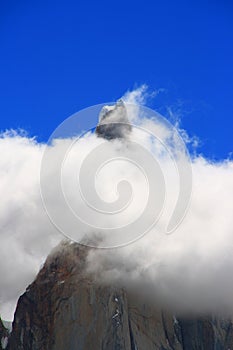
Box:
left=0, top=87, right=233, bottom=320
left=0, top=131, right=61, bottom=320
left=87, top=156, right=233, bottom=315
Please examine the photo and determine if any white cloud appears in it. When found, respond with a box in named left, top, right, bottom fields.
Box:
left=0, top=132, right=61, bottom=320
left=87, top=156, right=233, bottom=315
left=0, top=89, right=233, bottom=321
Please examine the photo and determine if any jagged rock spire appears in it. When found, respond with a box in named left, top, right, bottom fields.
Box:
left=95, top=99, right=132, bottom=140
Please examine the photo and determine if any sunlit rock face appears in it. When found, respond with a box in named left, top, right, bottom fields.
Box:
left=96, top=100, right=132, bottom=140
left=6, top=242, right=233, bottom=350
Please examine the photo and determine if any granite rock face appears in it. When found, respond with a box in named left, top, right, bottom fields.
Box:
left=6, top=242, right=233, bottom=350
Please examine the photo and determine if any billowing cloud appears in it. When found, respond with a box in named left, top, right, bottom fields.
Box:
left=0, top=87, right=233, bottom=321
left=0, top=131, right=61, bottom=320
left=87, top=156, right=233, bottom=315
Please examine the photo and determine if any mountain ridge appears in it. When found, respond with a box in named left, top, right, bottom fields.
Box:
left=4, top=241, right=233, bottom=350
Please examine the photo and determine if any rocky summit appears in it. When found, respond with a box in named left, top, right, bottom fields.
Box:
left=95, top=100, right=132, bottom=140
left=3, top=242, right=233, bottom=350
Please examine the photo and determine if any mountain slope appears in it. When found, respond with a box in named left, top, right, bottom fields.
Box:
left=6, top=242, right=233, bottom=350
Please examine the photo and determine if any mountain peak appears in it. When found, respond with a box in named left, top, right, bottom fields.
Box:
left=95, top=100, right=132, bottom=140
left=6, top=241, right=233, bottom=350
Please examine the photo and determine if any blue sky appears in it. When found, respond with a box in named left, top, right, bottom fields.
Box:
left=1, top=0, right=233, bottom=159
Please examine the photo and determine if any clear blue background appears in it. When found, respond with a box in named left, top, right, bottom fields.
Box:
left=1, top=0, right=233, bottom=159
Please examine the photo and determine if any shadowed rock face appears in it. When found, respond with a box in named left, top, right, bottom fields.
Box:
left=95, top=100, right=132, bottom=140
left=0, top=318, right=9, bottom=350
left=5, top=242, right=233, bottom=350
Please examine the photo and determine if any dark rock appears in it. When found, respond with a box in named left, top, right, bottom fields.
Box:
left=0, top=318, right=9, bottom=350
left=6, top=242, right=233, bottom=349
left=96, top=100, right=132, bottom=140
